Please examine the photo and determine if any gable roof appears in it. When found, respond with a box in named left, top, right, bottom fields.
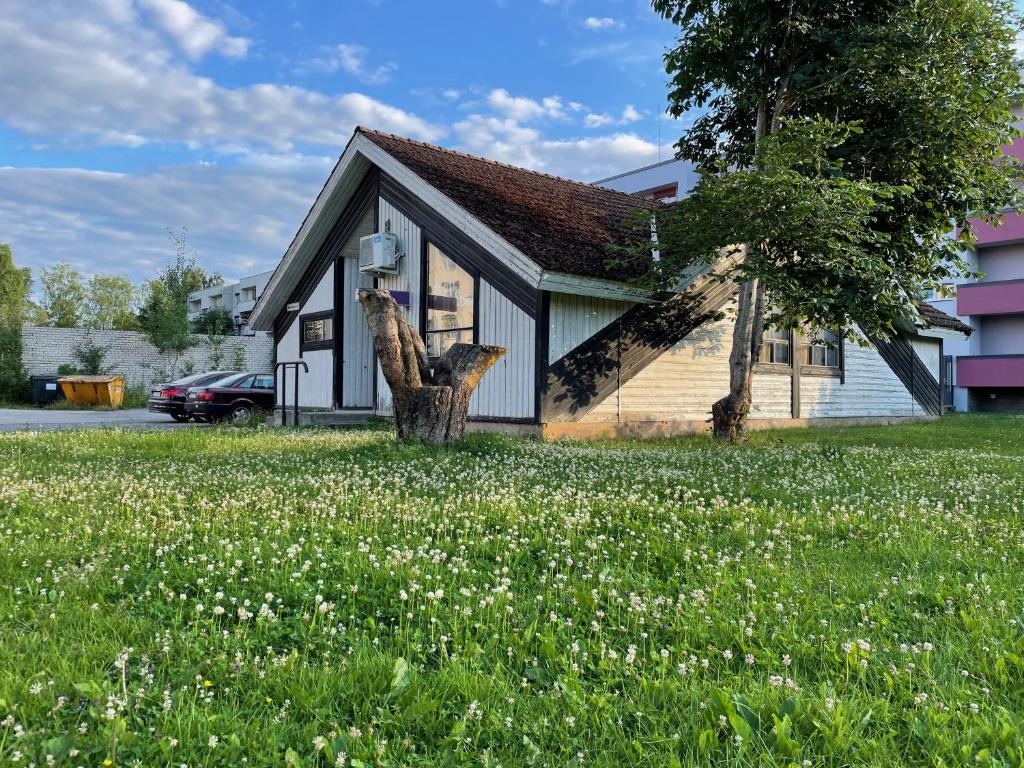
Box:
left=916, top=301, right=973, bottom=335
left=358, top=128, right=660, bottom=282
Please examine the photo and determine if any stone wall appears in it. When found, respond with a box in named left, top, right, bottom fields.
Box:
left=21, top=326, right=274, bottom=389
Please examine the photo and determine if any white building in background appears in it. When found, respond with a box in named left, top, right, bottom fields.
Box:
left=187, top=270, right=274, bottom=336
left=595, top=157, right=698, bottom=202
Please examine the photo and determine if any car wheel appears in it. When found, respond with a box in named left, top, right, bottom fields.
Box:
left=229, top=404, right=253, bottom=423
left=170, top=412, right=189, bottom=422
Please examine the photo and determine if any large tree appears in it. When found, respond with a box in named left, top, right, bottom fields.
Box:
left=39, top=261, right=87, bottom=328
left=0, top=244, right=32, bottom=402
left=638, top=0, right=1021, bottom=439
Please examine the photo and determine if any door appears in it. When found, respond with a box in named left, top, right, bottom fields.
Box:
left=340, top=257, right=375, bottom=408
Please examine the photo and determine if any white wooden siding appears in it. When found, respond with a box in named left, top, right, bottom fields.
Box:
left=341, top=252, right=375, bottom=408
left=470, top=280, right=535, bottom=419
left=274, top=263, right=335, bottom=409
left=800, top=341, right=917, bottom=418
left=548, top=293, right=632, bottom=364
left=375, top=198, right=422, bottom=415
left=576, top=310, right=920, bottom=423
left=910, top=336, right=941, bottom=382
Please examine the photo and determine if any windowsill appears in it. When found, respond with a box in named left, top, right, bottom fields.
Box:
left=753, top=362, right=794, bottom=375
left=800, top=365, right=842, bottom=378
left=301, top=340, right=333, bottom=352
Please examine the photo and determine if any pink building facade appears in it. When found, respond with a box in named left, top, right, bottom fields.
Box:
left=928, top=134, right=1024, bottom=411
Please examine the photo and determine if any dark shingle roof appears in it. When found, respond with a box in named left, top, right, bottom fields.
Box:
left=917, top=302, right=973, bottom=335
left=359, top=127, right=659, bottom=281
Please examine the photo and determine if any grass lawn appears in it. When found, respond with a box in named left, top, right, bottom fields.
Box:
left=1, top=414, right=1023, bottom=766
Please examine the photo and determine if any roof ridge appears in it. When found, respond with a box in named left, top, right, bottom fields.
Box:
left=356, top=126, right=660, bottom=205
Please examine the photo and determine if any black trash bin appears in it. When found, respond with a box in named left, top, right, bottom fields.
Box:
left=30, top=375, right=65, bottom=406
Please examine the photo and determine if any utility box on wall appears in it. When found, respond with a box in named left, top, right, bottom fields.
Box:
left=359, top=232, right=400, bottom=275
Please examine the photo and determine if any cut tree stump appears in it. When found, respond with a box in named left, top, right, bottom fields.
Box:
left=358, top=288, right=506, bottom=444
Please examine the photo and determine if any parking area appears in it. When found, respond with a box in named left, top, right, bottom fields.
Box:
left=0, top=408, right=208, bottom=432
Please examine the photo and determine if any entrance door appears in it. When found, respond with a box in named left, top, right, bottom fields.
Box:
left=340, top=257, right=375, bottom=408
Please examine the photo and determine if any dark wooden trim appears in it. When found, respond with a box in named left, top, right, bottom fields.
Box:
left=299, top=309, right=334, bottom=353
left=791, top=329, right=802, bottom=418
left=868, top=332, right=943, bottom=416
left=754, top=362, right=794, bottom=376
left=800, top=366, right=843, bottom=378
left=273, top=167, right=379, bottom=342
left=534, top=290, right=550, bottom=424
left=378, top=173, right=536, bottom=318
left=333, top=248, right=343, bottom=409
left=469, top=415, right=536, bottom=425
left=542, top=266, right=736, bottom=422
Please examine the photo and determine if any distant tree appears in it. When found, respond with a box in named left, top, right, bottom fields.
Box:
left=39, top=262, right=87, bottom=328
left=84, top=275, right=140, bottom=330
left=0, top=244, right=32, bottom=401
left=139, top=230, right=215, bottom=376
left=632, top=0, right=1022, bottom=440
left=193, top=306, right=235, bottom=336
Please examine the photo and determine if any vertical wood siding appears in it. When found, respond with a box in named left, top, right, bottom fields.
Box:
left=910, top=336, right=941, bottom=382
left=375, top=198, right=422, bottom=415
left=340, top=212, right=376, bottom=407
left=274, top=264, right=335, bottom=409
left=470, top=280, right=535, bottom=420
left=547, top=293, right=633, bottom=364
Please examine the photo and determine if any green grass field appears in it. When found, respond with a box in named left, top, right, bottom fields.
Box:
left=1, top=415, right=1023, bottom=766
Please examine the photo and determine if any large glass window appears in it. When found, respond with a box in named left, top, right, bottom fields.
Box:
left=425, top=243, right=475, bottom=358
left=759, top=327, right=791, bottom=365
left=806, top=329, right=840, bottom=368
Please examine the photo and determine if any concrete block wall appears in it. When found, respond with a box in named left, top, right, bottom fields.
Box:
left=21, top=326, right=274, bottom=389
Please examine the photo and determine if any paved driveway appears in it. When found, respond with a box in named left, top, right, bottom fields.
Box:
left=0, top=408, right=206, bottom=432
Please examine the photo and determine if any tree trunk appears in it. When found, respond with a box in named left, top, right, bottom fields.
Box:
left=712, top=278, right=766, bottom=441
left=359, top=289, right=505, bottom=444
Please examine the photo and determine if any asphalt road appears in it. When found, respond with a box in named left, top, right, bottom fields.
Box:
left=0, top=408, right=206, bottom=432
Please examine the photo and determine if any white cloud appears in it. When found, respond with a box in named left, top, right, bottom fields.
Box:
left=299, top=43, right=397, bottom=85
left=0, top=2, right=442, bottom=152
left=583, top=16, right=623, bottom=31
left=487, top=89, right=567, bottom=122
left=584, top=105, right=642, bottom=129
left=137, top=0, right=249, bottom=59
left=453, top=114, right=665, bottom=180
left=0, top=160, right=329, bottom=283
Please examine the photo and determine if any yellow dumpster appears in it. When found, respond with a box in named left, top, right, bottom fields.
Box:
left=57, top=375, right=126, bottom=408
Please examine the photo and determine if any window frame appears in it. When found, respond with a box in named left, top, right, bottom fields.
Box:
left=299, top=309, right=335, bottom=353
left=755, top=327, right=795, bottom=374
left=801, top=328, right=844, bottom=379
left=420, top=238, right=479, bottom=362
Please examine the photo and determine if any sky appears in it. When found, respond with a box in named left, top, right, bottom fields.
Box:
left=0, top=0, right=686, bottom=286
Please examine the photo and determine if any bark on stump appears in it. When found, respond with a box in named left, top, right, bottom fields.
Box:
left=358, top=288, right=506, bottom=444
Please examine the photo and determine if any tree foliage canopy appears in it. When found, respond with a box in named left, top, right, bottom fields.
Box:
left=630, top=0, right=1023, bottom=337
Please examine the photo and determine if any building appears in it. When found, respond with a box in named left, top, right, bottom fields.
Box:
left=595, top=157, right=697, bottom=202
left=188, top=270, right=273, bottom=336
left=915, top=133, right=1024, bottom=413
left=248, top=128, right=969, bottom=437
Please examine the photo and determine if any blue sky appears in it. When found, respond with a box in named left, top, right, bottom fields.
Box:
left=0, top=0, right=684, bottom=285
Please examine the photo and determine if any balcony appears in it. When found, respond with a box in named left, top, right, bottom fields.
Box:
left=957, top=355, right=1024, bottom=388
left=970, top=211, right=1024, bottom=247
left=957, top=278, right=1024, bottom=316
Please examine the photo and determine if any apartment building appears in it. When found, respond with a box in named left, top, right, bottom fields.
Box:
left=187, top=270, right=273, bottom=336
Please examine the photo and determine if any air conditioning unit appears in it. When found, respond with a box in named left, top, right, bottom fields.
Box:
left=359, top=232, right=400, bottom=274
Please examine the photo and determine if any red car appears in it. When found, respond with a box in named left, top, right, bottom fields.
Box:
left=184, top=372, right=275, bottom=423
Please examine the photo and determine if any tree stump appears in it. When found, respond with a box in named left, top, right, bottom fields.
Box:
left=358, top=289, right=506, bottom=444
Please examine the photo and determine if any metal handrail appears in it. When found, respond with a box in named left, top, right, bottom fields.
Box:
left=274, top=360, right=308, bottom=427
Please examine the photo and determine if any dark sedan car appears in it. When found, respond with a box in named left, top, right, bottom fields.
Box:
left=148, top=371, right=241, bottom=422
left=184, top=372, right=275, bottom=423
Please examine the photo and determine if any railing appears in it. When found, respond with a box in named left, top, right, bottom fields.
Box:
left=274, top=360, right=308, bottom=426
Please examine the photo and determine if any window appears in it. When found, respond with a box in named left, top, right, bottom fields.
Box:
left=242, top=286, right=257, bottom=302
left=424, top=243, right=475, bottom=359
left=759, top=327, right=791, bottom=365
left=300, top=311, right=334, bottom=352
left=638, top=183, right=678, bottom=203
left=253, top=374, right=275, bottom=389
left=806, top=329, right=840, bottom=369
